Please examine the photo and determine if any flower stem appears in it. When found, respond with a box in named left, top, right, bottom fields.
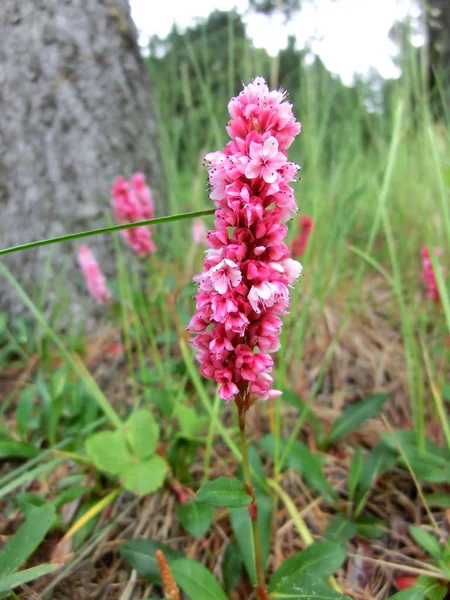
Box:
left=237, top=401, right=269, bottom=600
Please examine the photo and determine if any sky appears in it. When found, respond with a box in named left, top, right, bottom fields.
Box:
left=129, top=0, right=423, bottom=86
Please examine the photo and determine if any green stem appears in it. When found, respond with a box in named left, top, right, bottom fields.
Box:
left=0, top=209, right=215, bottom=257
left=238, top=402, right=269, bottom=600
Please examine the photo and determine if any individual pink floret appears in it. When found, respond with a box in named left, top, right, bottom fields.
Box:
left=421, top=246, right=442, bottom=303
left=188, top=77, right=303, bottom=403
left=111, top=173, right=157, bottom=256
left=77, top=245, right=112, bottom=305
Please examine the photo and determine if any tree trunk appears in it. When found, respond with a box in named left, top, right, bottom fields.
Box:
left=0, top=0, right=162, bottom=319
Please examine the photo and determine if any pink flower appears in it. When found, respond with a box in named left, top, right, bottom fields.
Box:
left=192, top=219, right=207, bottom=244
left=421, top=246, right=442, bottom=303
left=77, top=245, right=112, bottom=305
left=111, top=173, right=157, bottom=256
left=188, top=77, right=302, bottom=403
left=292, top=215, right=314, bottom=257
left=245, top=137, right=287, bottom=183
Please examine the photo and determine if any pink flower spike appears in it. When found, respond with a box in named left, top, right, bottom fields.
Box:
left=76, top=245, right=112, bottom=305
left=421, top=246, right=442, bottom=303
left=111, top=173, right=157, bottom=256
left=192, top=219, right=207, bottom=244
left=189, top=77, right=302, bottom=403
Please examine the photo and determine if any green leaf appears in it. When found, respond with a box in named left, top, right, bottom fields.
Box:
left=324, top=514, right=356, bottom=544
left=86, top=430, right=131, bottom=475
left=282, top=390, right=322, bottom=432
left=195, top=477, right=251, bottom=508
left=0, top=564, right=59, bottom=594
left=415, top=575, right=447, bottom=600
left=325, top=393, right=388, bottom=445
left=271, top=572, right=352, bottom=599
left=126, top=409, right=159, bottom=460
left=259, top=435, right=334, bottom=499
left=348, top=446, right=363, bottom=501
left=229, top=490, right=272, bottom=584
left=389, top=590, right=424, bottom=600
left=170, top=558, right=228, bottom=600
left=423, top=493, right=450, bottom=508
left=118, top=539, right=183, bottom=583
left=121, top=455, right=167, bottom=496
left=176, top=502, right=214, bottom=538
left=0, top=440, right=39, bottom=459
left=268, top=541, right=346, bottom=592
left=0, top=209, right=216, bottom=257
left=409, top=527, right=443, bottom=560
left=176, top=405, right=208, bottom=440
left=0, top=504, right=55, bottom=578
left=222, top=542, right=243, bottom=593
left=16, top=387, right=37, bottom=439
left=354, top=516, right=387, bottom=539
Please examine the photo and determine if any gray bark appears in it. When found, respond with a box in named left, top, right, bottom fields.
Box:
left=0, top=0, right=162, bottom=320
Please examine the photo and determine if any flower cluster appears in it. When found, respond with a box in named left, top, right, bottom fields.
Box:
left=111, top=173, right=157, bottom=256
left=77, top=245, right=112, bottom=305
left=421, top=246, right=441, bottom=303
left=292, top=215, right=314, bottom=257
left=188, top=77, right=302, bottom=402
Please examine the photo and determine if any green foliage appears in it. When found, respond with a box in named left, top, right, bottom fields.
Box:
left=0, top=504, right=56, bottom=596
left=118, top=539, right=183, bottom=583
left=222, top=542, right=243, bottom=592
left=415, top=575, right=448, bottom=600
left=85, top=409, right=167, bottom=495
left=176, top=502, right=214, bottom=538
left=229, top=490, right=272, bottom=583
left=270, top=572, right=352, bottom=599
left=268, top=542, right=346, bottom=592
left=324, top=515, right=357, bottom=545
left=171, top=558, right=228, bottom=600
left=323, top=393, right=388, bottom=447
left=259, top=434, right=334, bottom=498
left=195, top=477, right=251, bottom=508
left=409, top=526, right=443, bottom=560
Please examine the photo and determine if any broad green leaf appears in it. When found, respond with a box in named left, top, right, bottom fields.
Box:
left=324, top=514, right=356, bottom=544
left=0, top=440, right=39, bottom=459
left=176, top=502, right=214, bottom=538
left=0, top=564, right=59, bottom=594
left=126, top=409, right=159, bottom=460
left=86, top=430, right=132, bottom=475
left=52, top=486, right=90, bottom=508
left=354, top=443, right=397, bottom=513
left=272, top=572, right=352, bottom=599
left=415, top=575, right=447, bottom=600
left=195, top=477, right=251, bottom=508
left=325, top=393, right=388, bottom=445
left=171, top=558, right=228, bottom=600
left=229, top=490, right=272, bottom=584
left=118, top=539, right=183, bottom=583
left=0, top=504, right=55, bottom=578
left=268, top=542, right=346, bottom=592
left=389, top=590, right=424, bottom=600
left=121, top=455, right=167, bottom=496
left=409, top=527, right=443, bottom=560
left=222, top=542, right=243, bottom=593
